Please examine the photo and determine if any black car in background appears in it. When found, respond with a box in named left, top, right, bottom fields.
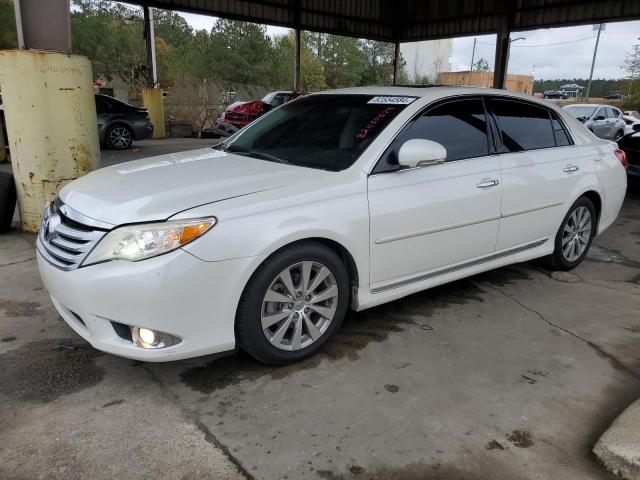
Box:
left=618, top=124, right=640, bottom=186
left=543, top=90, right=569, bottom=99
left=96, top=94, right=153, bottom=150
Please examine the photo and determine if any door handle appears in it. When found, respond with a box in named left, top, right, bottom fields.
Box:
left=563, top=165, right=579, bottom=173
left=476, top=179, right=499, bottom=188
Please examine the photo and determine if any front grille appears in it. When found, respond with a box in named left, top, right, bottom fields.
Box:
left=37, top=200, right=111, bottom=271
left=225, top=111, right=249, bottom=122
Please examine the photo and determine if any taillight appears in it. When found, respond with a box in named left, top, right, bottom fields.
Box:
left=614, top=149, right=628, bottom=169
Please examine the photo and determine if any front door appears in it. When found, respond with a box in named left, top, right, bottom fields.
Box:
left=368, top=98, right=501, bottom=289
left=591, top=107, right=609, bottom=139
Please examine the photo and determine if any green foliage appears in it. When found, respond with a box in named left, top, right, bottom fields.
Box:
left=71, top=0, right=146, bottom=84
left=0, top=0, right=18, bottom=50
left=66, top=1, right=408, bottom=91
left=473, top=58, right=490, bottom=72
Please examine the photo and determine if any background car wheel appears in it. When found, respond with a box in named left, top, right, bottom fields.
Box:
left=546, top=196, right=596, bottom=271
left=614, top=130, right=624, bottom=142
left=236, top=241, right=350, bottom=365
left=0, top=171, right=17, bottom=233
left=106, top=124, right=134, bottom=150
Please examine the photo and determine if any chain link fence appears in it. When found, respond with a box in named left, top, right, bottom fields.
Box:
left=100, top=76, right=269, bottom=137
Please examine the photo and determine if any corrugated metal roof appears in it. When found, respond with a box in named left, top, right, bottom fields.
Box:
left=133, top=0, right=640, bottom=42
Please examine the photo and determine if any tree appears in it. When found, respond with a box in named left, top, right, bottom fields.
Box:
left=0, top=0, right=17, bottom=50
left=622, top=43, right=640, bottom=97
left=320, top=34, right=366, bottom=88
left=359, top=40, right=396, bottom=85
left=271, top=32, right=326, bottom=90
left=204, top=19, right=275, bottom=86
left=71, top=0, right=147, bottom=84
left=473, top=58, right=490, bottom=72
left=52, top=2, right=411, bottom=91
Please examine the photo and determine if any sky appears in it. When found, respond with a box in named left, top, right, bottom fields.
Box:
left=117, top=3, right=640, bottom=81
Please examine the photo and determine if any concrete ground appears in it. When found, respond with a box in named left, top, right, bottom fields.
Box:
left=1, top=139, right=639, bottom=479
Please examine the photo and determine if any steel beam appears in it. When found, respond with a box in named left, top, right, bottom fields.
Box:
left=493, top=14, right=511, bottom=89
left=393, top=41, right=401, bottom=85
left=143, top=6, right=158, bottom=88
left=293, top=28, right=301, bottom=91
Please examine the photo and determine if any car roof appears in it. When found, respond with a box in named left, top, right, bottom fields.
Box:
left=564, top=104, right=608, bottom=108
left=313, top=85, right=560, bottom=108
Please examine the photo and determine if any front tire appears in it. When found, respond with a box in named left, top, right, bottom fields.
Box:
left=106, top=124, right=134, bottom=150
left=236, top=242, right=350, bottom=365
left=546, top=196, right=596, bottom=271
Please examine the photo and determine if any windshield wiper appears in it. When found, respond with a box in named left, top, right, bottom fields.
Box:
left=233, top=150, right=290, bottom=165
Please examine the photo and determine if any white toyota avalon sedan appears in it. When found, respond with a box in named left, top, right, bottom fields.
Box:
left=37, top=87, right=628, bottom=365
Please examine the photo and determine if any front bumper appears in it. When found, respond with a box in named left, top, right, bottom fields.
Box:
left=213, top=119, right=241, bottom=137
left=133, top=123, right=154, bottom=141
left=627, top=164, right=640, bottom=185
left=37, top=247, right=262, bottom=361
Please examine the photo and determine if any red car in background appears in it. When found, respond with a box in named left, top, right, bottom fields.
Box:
left=214, top=90, right=301, bottom=137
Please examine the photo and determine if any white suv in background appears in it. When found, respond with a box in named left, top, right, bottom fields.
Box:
left=37, top=87, right=628, bottom=365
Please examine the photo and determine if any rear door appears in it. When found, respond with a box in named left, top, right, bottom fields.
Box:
left=488, top=98, right=587, bottom=251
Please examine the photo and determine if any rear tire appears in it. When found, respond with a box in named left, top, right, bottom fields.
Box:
left=0, top=171, right=17, bottom=233
left=106, top=124, right=134, bottom=150
left=236, top=241, right=350, bottom=365
left=545, top=196, right=596, bottom=271
left=614, top=130, right=624, bottom=143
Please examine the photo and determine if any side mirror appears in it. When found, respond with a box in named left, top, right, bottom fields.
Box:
left=633, top=123, right=640, bottom=132
left=397, top=139, right=447, bottom=169
left=594, top=115, right=606, bottom=121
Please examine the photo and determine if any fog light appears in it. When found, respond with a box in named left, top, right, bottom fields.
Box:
left=138, top=328, right=156, bottom=345
left=131, top=326, right=181, bottom=349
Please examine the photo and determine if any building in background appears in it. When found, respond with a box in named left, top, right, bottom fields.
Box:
left=401, top=39, right=453, bottom=84
left=436, top=71, right=534, bottom=95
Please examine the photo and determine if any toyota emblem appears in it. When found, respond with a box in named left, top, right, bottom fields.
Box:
left=43, top=214, right=61, bottom=242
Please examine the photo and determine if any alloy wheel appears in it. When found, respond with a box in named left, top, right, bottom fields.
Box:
left=261, top=261, right=338, bottom=351
left=561, top=206, right=592, bottom=262
left=109, top=127, right=132, bottom=149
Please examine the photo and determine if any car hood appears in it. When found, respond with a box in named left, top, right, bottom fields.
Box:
left=60, top=148, right=318, bottom=226
left=226, top=100, right=265, bottom=116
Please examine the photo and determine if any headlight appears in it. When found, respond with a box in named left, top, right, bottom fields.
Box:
left=82, top=217, right=216, bottom=266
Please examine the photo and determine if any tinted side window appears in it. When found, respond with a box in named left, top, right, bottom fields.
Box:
left=595, top=108, right=606, bottom=120
left=491, top=99, right=555, bottom=152
left=270, top=94, right=287, bottom=107
left=550, top=112, right=571, bottom=147
left=392, top=99, right=489, bottom=163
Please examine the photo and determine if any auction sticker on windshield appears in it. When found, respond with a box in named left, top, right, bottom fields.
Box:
left=367, top=96, right=416, bottom=105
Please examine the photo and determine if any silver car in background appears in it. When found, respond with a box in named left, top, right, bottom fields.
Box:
left=563, top=104, right=626, bottom=142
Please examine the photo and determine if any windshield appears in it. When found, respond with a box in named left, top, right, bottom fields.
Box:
left=221, top=94, right=413, bottom=171
left=564, top=105, right=597, bottom=120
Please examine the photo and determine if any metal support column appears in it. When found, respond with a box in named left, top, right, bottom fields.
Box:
left=293, top=28, right=301, bottom=91
left=0, top=0, right=99, bottom=231
left=493, top=12, right=512, bottom=89
left=393, top=41, right=400, bottom=85
left=143, top=5, right=158, bottom=87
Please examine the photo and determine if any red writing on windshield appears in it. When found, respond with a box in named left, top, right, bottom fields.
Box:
left=356, top=107, right=396, bottom=140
